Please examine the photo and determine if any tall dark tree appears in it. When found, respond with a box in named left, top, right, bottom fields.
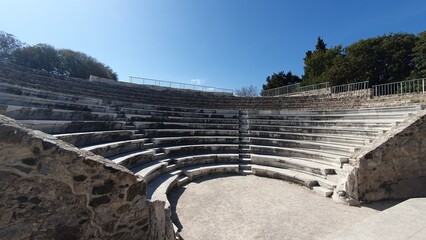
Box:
left=59, top=49, right=118, bottom=80
left=315, top=37, right=327, bottom=51
left=411, top=31, right=426, bottom=79
left=302, top=38, right=344, bottom=85
left=301, top=33, right=418, bottom=86
left=1, top=30, right=118, bottom=80
left=0, top=31, right=24, bottom=61
left=344, top=33, right=417, bottom=85
left=263, top=71, right=301, bottom=90
left=12, top=44, right=66, bottom=75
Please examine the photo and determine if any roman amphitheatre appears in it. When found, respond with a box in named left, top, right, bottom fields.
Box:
left=1, top=62, right=426, bottom=240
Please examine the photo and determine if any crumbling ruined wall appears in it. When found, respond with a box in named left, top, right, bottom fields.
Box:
left=0, top=115, right=174, bottom=239
left=346, top=109, right=426, bottom=202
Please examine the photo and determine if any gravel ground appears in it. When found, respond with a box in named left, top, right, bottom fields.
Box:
left=168, top=174, right=397, bottom=240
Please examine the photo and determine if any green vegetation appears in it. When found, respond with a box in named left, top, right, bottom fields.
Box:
left=262, top=71, right=301, bottom=90
left=0, top=31, right=117, bottom=80
left=264, top=31, right=426, bottom=90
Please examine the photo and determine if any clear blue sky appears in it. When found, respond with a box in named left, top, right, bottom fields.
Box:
left=1, top=0, right=425, bottom=91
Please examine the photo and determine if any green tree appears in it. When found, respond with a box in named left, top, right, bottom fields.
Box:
left=315, top=37, right=327, bottom=51
left=344, top=33, right=417, bottom=85
left=301, top=33, right=418, bottom=86
left=0, top=31, right=24, bottom=61
left=263, top=71, right=301, bottom=90
left=12, top=44, right=66, bottom=75
left=411, top=31, right=426, bottom=79
left=59, top=49, right=118, bottom=80
left=302, top=36, right=344, bottom=85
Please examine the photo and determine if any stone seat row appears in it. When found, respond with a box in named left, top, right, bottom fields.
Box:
left=3, top=63, right=410, bottom=110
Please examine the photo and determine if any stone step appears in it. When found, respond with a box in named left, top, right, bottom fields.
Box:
left=54, top=129, right=137, bottom=147
left=239, top=153, right=251, bottom=159
left=0, top=104, right=117, bottom=121
left=178, top=176, right=190, bottom=187
left=134, top=121, right=239, bottom=130
left=110, top=149, right=156, bottom=167
left=249, top=130, right=371, bottom=145
left=147, top=174, right=180, bottom=209
left=173, top=154, right=240, bottom=168
left=132, top=161, right=168, bottom=183
left=182, top=164, right=240, bottom=181
left=250, top=145, right=348, bottom=165
left=250, top=154, right=339, bottom=176
left=128, top=115, right=239, bottom=124
left=312, top=186, right=334, bottom=197
left=140, top=128, right=239, bottom=137
left=81, top=138, right=146, bottom=158
left=18, top=120, right=127, bottom=134
left=249, top=125, right=384, bottom=137
left=123, top=108, right=239, bottom=119
left=240, top=169, right=253, bottom=175
left=151, top=136, right=239, bottom=146
left=250, top=137, right=358, bottom=154
left=239, top=164, right=252, bottom=170
left=239, top=148, right=251, bottom=153
left=162, top=144, right=239, bottom=158
left=239, top=158, right=252, bottom=163
left=251, top=164, right=337, bottom=190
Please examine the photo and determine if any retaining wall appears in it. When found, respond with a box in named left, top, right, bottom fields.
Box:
left=0, top=115, right=174, bottom=239
left=338, top=109, right=426, bottom=202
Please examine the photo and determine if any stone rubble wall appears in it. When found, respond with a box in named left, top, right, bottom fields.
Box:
left=346, top=109, right=426, bottom=202
left=0, top=115, right=174, bottom=239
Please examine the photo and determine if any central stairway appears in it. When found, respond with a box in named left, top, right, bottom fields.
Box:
left=239, top=110, right=252, bottom=174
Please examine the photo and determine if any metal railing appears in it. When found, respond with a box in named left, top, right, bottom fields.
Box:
left=299, top=82, right=329, bottom=92
left=261, top=82, right=329, bottom=97
left=373, top=78, right=425, bottom=97
left=331, top=81, right=369, bottom=94
left=128, top=76, right=234, bottom=94
left=260, top=83, right=300, bottom=97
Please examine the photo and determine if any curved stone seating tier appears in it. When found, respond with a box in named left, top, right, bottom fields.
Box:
left=110, top=149, right=157, bottom=167
left=250, top=145, right=349, bottom=165
left=250, top=165, right=336, bottom=190
left=140, top=128, right=239, bottom=137
left=0, top=81, right=102, bottom=105
left=248, top=112, right=411, bottom=121
left=250, top=125, right=384, bottom=137
left=249, top=137, right=358, bottom=153
left=0, top=92, right=109, bottom=112
left=122, top=108, right=239, bottom=119
left=248, top=119, right=398, bottom=128
left=135, top=122, right=239, bottom=130
left=54, top=129, right=140, bottom=147
left=0, top=104, right=117, bottom=121
left=151, top=136, right=239, bottom=146
left=249, top=131, right=371, bottom=146
left=120, top=104, right=238, bottom=114
left=130, top=116, right=239, bottom=124
left=81, top=138, right=147, bottom=158
left=146, top=165, right=240, bottom=204
left=250, top=154, right=339, bottom=176
left=17, top=120, right=129, bottom=134
left=162, top=144, right=240, bottom=158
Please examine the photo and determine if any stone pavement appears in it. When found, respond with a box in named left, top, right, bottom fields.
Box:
left=324, top=198, right=426, bottom=240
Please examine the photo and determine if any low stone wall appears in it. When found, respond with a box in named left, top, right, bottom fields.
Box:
left=331, top=89, right=371, bottom=99
left=342, top=109, right=426, bottom=202
left=0, top=115, right=174, bottom=239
